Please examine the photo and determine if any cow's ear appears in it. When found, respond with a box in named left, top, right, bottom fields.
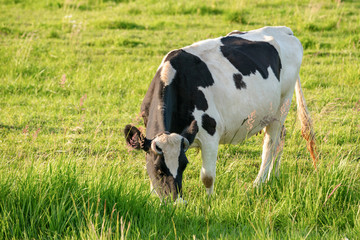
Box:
left=124, top=125, right=151, bottom=152
left=181, top=120, right=198, bottom=144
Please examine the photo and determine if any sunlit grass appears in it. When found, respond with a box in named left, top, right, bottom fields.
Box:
left=0, top=0, right=359, bottom=239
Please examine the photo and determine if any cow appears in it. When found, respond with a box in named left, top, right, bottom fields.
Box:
left=124, top=26, right=317, bottom=202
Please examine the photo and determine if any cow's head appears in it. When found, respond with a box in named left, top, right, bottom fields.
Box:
left=124, top=120, right=198, bottom=202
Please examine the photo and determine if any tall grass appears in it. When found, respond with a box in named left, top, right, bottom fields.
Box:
left=0, top=0, right=359, bottom=239
left=1, top=152, right=358, bottom=239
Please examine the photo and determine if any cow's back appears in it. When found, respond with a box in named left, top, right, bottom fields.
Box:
left=236, top=26, right=303, bottom=95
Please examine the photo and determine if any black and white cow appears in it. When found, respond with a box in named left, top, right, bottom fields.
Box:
left=124, top=26, right=317, bottom=202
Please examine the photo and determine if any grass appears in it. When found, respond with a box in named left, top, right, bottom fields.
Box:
left=0, top=0, right=359, bottom=239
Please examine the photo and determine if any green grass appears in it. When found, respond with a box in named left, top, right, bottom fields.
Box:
left=0, top=0, right=359, bottom=239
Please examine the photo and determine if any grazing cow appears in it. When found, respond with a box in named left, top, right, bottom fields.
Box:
left=124, top=26, right=317, bottom=202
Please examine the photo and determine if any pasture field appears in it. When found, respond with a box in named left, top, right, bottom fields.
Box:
left=0, top=0, right=359, bottom=239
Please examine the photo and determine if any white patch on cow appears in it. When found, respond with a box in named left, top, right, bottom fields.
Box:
left=153, top=133, right=183, bottom=178
left=160, top=61, right=176, bottom=85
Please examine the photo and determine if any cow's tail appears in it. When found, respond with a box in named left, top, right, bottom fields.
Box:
left=295, top=76, right=318, bottom=169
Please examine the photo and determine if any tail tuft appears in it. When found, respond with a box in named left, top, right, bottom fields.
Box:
left=295, top=77, right=318, bottom=169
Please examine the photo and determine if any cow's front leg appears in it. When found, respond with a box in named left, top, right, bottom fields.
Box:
left=200, top=143, right=219, bottom=195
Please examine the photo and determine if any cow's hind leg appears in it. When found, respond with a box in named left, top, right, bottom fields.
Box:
left=253, top=121, right=282, bottom=185
left=274, top=125, right=286, bottom=176
left=254, top=97, right=292, bottom=186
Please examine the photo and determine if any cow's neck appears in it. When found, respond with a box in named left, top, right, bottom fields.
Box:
left=143, top=85, right=183, bottom=139
left=145, top=106, right=166, bottom=139
left=141, top=65, right=193, bottom=140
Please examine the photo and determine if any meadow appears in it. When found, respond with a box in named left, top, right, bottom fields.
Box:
left=0, top=0, right=359, bottom=239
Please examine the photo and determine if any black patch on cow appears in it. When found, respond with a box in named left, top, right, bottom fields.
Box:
left=202, top=114, right=217, bottom=136
left=181, top=120, right=198, bottom=144
left=167, top=50, right=214, bottom=111
left=195, top=90, right=208, bottom=111
left=164, top=49, right=182, bottom=62
left=233, top=73, right=246, bottom=89
left=220, top=36, right=282, bottom=81
left=160, top=49, right=214, bottom=134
